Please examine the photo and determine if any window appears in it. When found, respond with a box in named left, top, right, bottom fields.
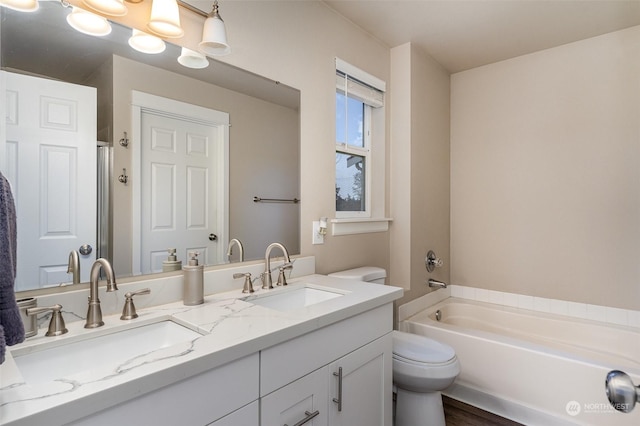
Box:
left=335, top=60, right=384, bottom=220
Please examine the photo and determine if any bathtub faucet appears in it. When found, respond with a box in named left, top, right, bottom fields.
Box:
left=428, top=279, right=447, bottom=289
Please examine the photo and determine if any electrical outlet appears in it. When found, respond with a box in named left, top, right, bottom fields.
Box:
left=312, top=221, right=324, bottom=245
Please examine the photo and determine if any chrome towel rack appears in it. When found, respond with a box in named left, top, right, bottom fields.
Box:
left=253, top=196, right=300, bottom=204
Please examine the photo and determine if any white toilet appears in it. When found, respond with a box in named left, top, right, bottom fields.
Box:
left=328, top=267, right=460, bottom=426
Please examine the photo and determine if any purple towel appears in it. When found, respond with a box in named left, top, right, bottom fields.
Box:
left=0, top=171, right=24, bottom=364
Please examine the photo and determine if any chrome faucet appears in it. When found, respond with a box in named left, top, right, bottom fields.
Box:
left=261, top=242, right=291, bottom=290
left=428, top=278, right=447, bottom=289
left=85, top=258, right=118, bottom=328
left=226, top=238, right=245, bottom=262
left=67, top=250, right=80, bottom=285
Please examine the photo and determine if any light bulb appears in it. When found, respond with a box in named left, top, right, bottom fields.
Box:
left=66, top=7, right=112, bottom=37
left=129, top=29, right=166, bottom=54
left=148, top=0, right=184, bottom=38
left=0, top=0, right=38, bottom=13
left=82, top=0, right=127, bottom=17
left=178, top=47, right=209, bottom=69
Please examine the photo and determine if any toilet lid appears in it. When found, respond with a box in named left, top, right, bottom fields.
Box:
left=328, top=266, right=386, bottom=282
left=392, top=331, right=455, bottom=363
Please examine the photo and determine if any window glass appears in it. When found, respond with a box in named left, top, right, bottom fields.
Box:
left=336, top=151, right=365, bottom=212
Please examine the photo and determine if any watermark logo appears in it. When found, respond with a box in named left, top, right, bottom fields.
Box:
left=566, top=400, right=581, bottom=416
left=565, top=400, right=627, bottom=416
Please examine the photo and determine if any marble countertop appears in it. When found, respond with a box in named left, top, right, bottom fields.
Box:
left=0, top=274, right=402, bottom=426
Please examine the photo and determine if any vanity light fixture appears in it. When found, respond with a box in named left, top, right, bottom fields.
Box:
left=0, top=0, right=38, bottom=12
left=129, top=29, right=166, bottom=54
left=66, top=6, right=112, bottom=36
left=198, top=0, right=230, bottom=56
left=177, top=47, right=209, bottom=69
left=148, top=0, right=184, bottom=38
left=82, top=0, right=127, bottom=16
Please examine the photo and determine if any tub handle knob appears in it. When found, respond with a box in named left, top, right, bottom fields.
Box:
left=426, top=250, right=443, bottom=272
left=605, top=370, right=640, bottom=413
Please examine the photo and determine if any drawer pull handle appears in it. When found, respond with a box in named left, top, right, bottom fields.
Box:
left=333, top=366, right=343, bottom=412
left=284, top=410, right=320, bottom=426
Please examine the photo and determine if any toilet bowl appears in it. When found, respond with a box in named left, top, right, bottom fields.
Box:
left=392, top=330, right=460, bottom=426
left=329, top=267, right=460, bottom=426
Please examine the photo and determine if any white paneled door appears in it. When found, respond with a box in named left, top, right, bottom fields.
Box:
left=1, top=71, right=97, bottom=290
left=133, top=92, right=229, bottom=274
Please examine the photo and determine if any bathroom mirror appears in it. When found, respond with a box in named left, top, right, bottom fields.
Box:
left=1, top=2, right=300, bottom=292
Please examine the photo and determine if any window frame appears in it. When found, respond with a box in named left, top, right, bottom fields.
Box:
left=333, top=58, right=390, bottom=235
left=335, top=95, right=372, bottom=218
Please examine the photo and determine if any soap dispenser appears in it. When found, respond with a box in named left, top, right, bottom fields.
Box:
left=162, top=248, right=182, bottom=272
left=183, top=251, right=204, bottom=305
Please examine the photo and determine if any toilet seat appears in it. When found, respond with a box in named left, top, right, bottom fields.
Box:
left=392, top=330, right=455, bottom=364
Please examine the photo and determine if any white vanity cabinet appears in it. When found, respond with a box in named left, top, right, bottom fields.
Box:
left=259, top=304, right=393, bottom=426
left=328, top=334, right=392, bottom=425
left=208, top=400, right=259, bottom=426
left=68, top=353, right=259, bottom=426
left=260, top=367, right=329, bottom=426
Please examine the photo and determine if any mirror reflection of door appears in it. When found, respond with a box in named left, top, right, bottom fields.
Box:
left=1, top=71, right=97, bottom=290
left=132, top=92, right=229, bottom=275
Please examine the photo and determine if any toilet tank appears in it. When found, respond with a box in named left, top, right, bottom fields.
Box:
left=328, top=266, right=386, bottom=284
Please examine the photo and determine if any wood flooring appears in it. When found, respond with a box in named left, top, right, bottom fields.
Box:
left=443, top=396, right=524, bottom=426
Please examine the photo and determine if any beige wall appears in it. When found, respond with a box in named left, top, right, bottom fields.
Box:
left=111, top=55, right=299, bottom=274
left=100, top=1, right=392, bottom=276
left=214, top=1, right=392, bottom=275
left=451, top=26, right=640, bottom=310
left=390, top=43, right=451, bottom=304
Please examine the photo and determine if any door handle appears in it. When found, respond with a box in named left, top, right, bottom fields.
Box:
left=78, top=244, right=92, bottom=255
left=284, top=410, right=319, bottom=426
left=332, top=367, right=343, bottom=412
left=209, top=233, right=217, bottom=241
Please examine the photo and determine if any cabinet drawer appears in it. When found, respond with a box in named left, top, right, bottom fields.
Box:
left=261, top=304, right=392, bottom=395
left=68, top=353, right=259, bottom=425
left=208, top=400, right=259, bottom=426
left=261, top=367, right=329, bottom=426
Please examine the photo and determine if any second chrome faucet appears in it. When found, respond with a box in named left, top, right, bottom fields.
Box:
left=85, top=258, right=118, bottom=328
left=261, top=242, right=291, bottom=290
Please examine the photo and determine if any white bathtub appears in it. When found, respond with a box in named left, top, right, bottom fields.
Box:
left=399, top=297, right=640, bottom=426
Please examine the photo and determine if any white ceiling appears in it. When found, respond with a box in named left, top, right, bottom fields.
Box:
left=322, top=0, right=640, bottom=73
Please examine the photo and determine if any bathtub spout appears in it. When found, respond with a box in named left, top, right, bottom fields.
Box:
left=428, top=279, right=447, bottom=289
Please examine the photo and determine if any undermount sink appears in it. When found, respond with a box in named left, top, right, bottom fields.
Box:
left=243, top=285, right=344, bottom=311
left=12, top=320, right=202, bottom=384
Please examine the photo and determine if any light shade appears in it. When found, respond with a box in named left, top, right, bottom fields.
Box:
left=178, top=47, right=209, bottom=69
left=82, top=0, right=127, bottom=16
left=0, top=0, right=38, bottom=12
left=66, top=7, right=112, bottom=37
left=129, top=29, right=166, bottom=54
left=147, top=0, right=184, bottom=38
left=198, top=1, right=230, bottom=56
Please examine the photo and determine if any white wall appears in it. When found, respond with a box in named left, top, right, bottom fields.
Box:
left=451, top=26, right=640, bottom=310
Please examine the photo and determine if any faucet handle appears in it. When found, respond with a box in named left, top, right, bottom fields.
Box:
left=26, top=304, right=68, bottom=337
left=425, top=250, right=444, bottom=272
left=121, top=288, right=151, bottom=320
left=234, top=272, right=254, bottom=293
left=277, top=264, right=293, bottom=286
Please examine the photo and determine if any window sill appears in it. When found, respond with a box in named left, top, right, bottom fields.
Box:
left=330, top=217, right=393, bottom=236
